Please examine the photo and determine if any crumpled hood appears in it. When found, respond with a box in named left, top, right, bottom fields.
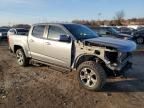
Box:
left=84, top=37, right=136, bottom=52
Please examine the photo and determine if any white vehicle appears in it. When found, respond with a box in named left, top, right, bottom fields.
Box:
left=7, top=28, right=29, bottom=37
left=9, top=23, right=136, bottom=91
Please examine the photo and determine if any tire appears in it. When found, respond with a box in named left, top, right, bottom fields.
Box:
left=136, top=37, right=144, bottom=44
left=16, top=49, right=29, bottom=66
left=77, top=61, right=106, bottom=91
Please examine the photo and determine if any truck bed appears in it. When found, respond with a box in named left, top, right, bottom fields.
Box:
left=9, top=35, right=29, bottom=53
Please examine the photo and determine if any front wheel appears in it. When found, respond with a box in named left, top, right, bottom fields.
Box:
left=136, top=37, right=144, bottom=44
left=77, top=61, right=106, bottom=91
left=16, top=49, right=29, bottom=66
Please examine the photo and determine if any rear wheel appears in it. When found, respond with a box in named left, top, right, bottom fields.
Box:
left=16, top=49, right=29, bottom=66
left=136, top=37, right=144, bottom=44
left=77, top=61, right=106, bottom=91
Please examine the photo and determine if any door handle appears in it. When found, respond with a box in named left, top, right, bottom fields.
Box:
left=29, top=39, right=34, bottom=42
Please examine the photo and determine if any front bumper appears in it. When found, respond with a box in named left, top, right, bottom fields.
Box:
left=107, top=55, right=133, bottom=72
left=121, top=62, right=132, bottom=72
left=112, top=62, right=132, bottom=77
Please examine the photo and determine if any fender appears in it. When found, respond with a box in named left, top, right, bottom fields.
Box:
left=14, top=43, right=31, bottom=58
left=72, top=53, right=104, bottom=69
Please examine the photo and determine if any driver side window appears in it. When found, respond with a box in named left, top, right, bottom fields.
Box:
left=48, top=25, right=68, bottom=41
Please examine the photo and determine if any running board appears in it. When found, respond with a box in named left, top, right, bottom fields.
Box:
left=31, top=59, right=72, bottom=73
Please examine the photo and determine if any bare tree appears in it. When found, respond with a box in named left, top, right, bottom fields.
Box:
left=114, top=10, right=125, bottom=25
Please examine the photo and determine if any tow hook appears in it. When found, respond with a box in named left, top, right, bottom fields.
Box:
left=113, top=62, right=133, bottom=77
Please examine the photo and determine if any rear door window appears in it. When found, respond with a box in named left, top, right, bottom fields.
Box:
left=32, top=25, right=45, bottom=38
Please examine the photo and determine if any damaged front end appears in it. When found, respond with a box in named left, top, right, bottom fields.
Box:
left=104, top=51, right=133, bottom=76
left=76, top=37, right=136, bottom=76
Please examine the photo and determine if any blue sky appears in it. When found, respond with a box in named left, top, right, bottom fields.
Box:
left=0, top=0, right=144, bottom=25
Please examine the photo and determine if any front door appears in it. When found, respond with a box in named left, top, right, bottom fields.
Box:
left=43, top=25, right=72, bottom=68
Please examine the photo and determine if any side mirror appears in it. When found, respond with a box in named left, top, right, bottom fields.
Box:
left=59, top=35, right=71, bottom=42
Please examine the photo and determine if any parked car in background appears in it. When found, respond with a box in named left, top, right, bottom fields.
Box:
left=91, top=27, right=133, bottom=40
left=111, top=26, right=120, bottom=32
left=137, top=26, right=144, bottom=31
left=0, top=28, right=10, bottom=40
left=9, top=23, right=136, bottom=91
left=118, top=27, right=133, bottom=35
left=132, top=29, right=144, bottom=44
left=7, top=28, right=29, bottom=37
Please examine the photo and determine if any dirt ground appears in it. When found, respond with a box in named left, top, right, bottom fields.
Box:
left=0, top=41, right=144, bottom=108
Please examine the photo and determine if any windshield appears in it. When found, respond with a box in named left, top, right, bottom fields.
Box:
left=64, top=24, right=98, bottom=40
left=108, top=27, right=120, bottom=35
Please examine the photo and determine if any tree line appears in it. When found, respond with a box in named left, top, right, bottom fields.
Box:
left=72, top=18, right=144, bottom=27
left=73, top=10, right=144, bottom=27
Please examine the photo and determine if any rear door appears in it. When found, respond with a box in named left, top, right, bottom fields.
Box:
left=43, top=25, right=72, bottom=68
left=28, top=25, right=47, bottom=61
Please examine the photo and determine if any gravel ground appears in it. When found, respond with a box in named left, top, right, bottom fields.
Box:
left=0, top=41, right=144, bottom=108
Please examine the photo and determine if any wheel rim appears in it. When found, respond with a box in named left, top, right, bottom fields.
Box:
left=80, top=68, right=97, bottom=88
left=137, top=37, right=143, bottom=44
left=16, top=50, right=24, bottom=65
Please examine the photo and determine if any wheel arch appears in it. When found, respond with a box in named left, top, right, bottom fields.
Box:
left=14, top=45, right=23, bottom=53
left=13, top=45, right=29, bottom=57
left=73, top=54, right=106, bottom=69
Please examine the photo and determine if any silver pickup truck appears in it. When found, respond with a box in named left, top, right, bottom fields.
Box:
left=9, top=23, right=136, bottom=91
